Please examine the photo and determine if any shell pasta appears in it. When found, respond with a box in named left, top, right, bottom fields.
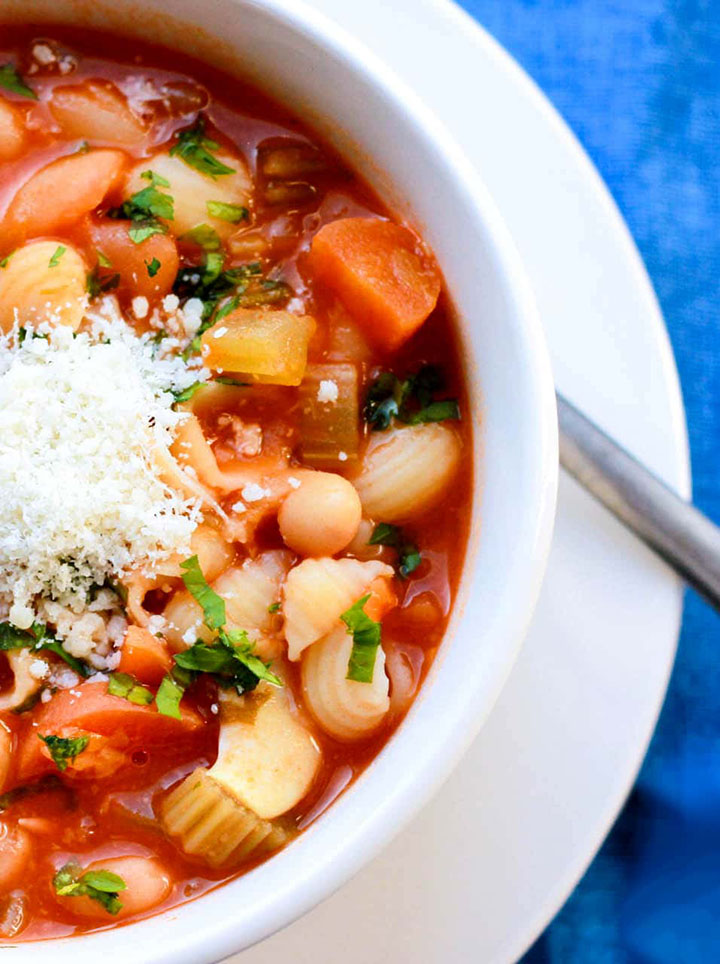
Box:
left=0, top=26, right=471, bottom=940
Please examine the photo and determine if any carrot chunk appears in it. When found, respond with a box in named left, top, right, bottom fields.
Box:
left=15, top=681, right=203, bottom=784
left=117, top=626, right=173, bottom=686
left=307, top=217, right=442, bottom=352
left=364, top=576, right=398, bottom=622
left=89, top=218, right=179, bottom=301
left=3, top=149, right=127, bottom=249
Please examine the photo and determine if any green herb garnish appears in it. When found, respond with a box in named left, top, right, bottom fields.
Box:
left=207, top=200, right=248, bottom=223
left=181, top=224, right=222, bottom=251
left=39, top=734, right=90, bottom=772
left=155, top=673, right=187, bottom=720
left=0, top=621, right=89, bottom=676
left=0, top=63, right=37, bottom=99
left=363, top=365, right=460, bottom=430
left=369, top=523, right=422, bottom=578
left=181, top=555, right=226, bottom=629
left=108, top=171, right=174, bottom=245
left=169, top=118, right=235, bottom=179
left=107, top=672, right=153, bottom=706
left=171, top=380, right=208, bottom=403
left=48, top=245, right=66, bottom=268
left=341, top=595, right=382, bottom=684
left=96, top=250, right=112, bottom=268
left=87, top=266, right=120, bottom=298
left=145, top=256, right=161, bottom=277
left=53, top=864, right=126, bottom=915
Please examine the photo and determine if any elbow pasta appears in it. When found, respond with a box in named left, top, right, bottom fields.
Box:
left=0, top=27, right=470, bottom=939
left=302, top=625, right=391, bottom=742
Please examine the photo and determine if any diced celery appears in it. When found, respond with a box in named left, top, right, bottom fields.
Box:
left=299, top=362, right=360, bottom=467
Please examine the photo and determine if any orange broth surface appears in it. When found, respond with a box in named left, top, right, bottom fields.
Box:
left=0, top=25, right=472, bottom=939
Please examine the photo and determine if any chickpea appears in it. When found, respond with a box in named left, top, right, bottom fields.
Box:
left=55, top=855, right=171, bottom=919
left=279, top=472, right=361, bottom=557
left=0, top=824, right=31, bottom=890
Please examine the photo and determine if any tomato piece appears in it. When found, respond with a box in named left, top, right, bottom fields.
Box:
left=89, top=218, right=179, bottom=301
left=117, top=626, right=173, bottom=686
left=15, top=682, right=203, bottom=784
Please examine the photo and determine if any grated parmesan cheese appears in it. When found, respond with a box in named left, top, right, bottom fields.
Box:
left=0, top=302, right=203, bottom=626
left=317, top=379, right=338, bottom=403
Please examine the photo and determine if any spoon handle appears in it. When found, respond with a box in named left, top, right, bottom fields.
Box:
left=557, top=391, right=720, bottom=610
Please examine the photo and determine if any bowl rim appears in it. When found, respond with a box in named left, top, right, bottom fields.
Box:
left=3, top=0, right=558, bottom=958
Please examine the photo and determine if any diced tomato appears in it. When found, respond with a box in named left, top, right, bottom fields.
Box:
left=307, top=217, right=442, bottom=352
left=89, top=218, right=179, bottom=301
left=15, top=682, right=203, bottom=785
left=117, top=626, right=173, bottom=686
left=364, top=576, right=398, bottom=622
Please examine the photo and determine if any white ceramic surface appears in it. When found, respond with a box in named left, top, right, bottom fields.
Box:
left=0, top=1, right=557, bottom=961
left=228, top=2, right=690, bottom=962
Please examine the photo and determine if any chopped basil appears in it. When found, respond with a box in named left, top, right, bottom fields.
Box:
left=175, top=556, right=281, bottom=695
left=172, top=380, right=207, bottom=403
left=141, top=169, right=170, bottom=189
left=267, top=602, right=281, bottom=614
left=53, top=864, right=126, bottom=915
left=169, top=118, right=235, bottom=179
left=213, top=295, right=239, bottom=324
left=369, top=522, right=422, bottom=578
left=207, top=200, right=248, bottom=223
left=180, top=555, right=226, bottom=629
left=0, top=253, right=11, bottom=269
left=363, top=365, right=460, bottom=430
left=0, top=63, right=37, bottom=99
left=96, top=249, right=112, bottom=268
left=107, top=672, right=153, bottom=706
left=145, top=256, right=161, bottom=277
left=48, top=245, right=66, bottom=268
left=341, top=595, right=382, bottom=684
left=0, top=621, right=89, bottom=676
left=174, top=629, right=281, bottom=695
left=181, top=223, right=221, bottom=251
left=39, top=734, right=90, bottom=772
left=215, top=376, right=250, bottom=387
left=155, top=673, right=186, bottom=719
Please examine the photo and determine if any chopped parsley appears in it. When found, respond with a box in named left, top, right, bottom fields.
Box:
left=86, top=265, right=120, bottom=298
left=48, top=245, right=66, bottom=268
left=0, top=63, right=37, bottom=99
left=108, top=170, right=174, bottom=244
left=107, top=672, right=153, bottom=706
left=145, top=256, right=161, bottom=277
left=341, top=595, right=382, bottom=684
left=207, top=200, right=248, bottom=223
left=53, top=864, right=126, bottom=915
left=181, top=223, right=222, bottom=251
left=363, top=365, right=460, bottom=430
left=39, top=734, right=90, bottom=771
left=369, top=523, right=422, bottom=578
left=169, top=118, right=235, bottom=179
left=96, top=249, right=113, bottom=268
left=267, top=602, right=281, bottom=614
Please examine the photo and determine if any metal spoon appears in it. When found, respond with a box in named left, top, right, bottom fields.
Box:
left=557, top=392, right=720, bottom=610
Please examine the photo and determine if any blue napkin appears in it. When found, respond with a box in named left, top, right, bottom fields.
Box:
left=457, top=1, right=720, bottom=960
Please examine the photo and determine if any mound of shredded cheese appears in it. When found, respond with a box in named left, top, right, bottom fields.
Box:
left=0, top=299, right=204, bottom=628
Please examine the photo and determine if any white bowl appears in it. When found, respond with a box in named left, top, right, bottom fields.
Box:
left=2, top=0, right=558, bottom=959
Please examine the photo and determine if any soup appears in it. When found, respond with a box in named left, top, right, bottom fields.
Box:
left=0, top=26, right=471, bottom=939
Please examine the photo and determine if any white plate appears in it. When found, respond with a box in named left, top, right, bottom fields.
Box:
left=231, top=1, right=690, bottom=961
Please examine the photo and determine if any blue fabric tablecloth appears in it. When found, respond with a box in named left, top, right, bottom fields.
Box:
left=457, top=1, right=720, bottom=961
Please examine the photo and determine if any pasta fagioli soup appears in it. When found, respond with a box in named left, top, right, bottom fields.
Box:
left=0, top=26, right=471, bottom=939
